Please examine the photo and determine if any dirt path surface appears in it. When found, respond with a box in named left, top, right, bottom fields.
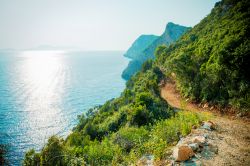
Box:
left=160, top=82, right=250, bottom=166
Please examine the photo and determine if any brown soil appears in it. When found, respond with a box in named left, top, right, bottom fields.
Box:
left=160, top=82, right=250, bottom=166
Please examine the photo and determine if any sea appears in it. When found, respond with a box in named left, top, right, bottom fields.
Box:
left=0, top=50, right=128, bottom=165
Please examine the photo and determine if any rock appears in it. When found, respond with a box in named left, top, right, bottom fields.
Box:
left=202, top=121, right=216, bottom=130
left=188, top=143, right=199, bottom=151
left=173, top=145, right=194, bottom=161
left=203, top=103, right=209, bottom=108
left=208, top=121, right=216, bottom=129
left=192, top=136, right=206, bottom=145
left=203, top=133, right=209, bottom=139
left=176, top=139, right=183, bottom=146
left=210, top=106, right=214, bottom=110
left=237, top=112, right=243, bottom=118
left=202, top=123, right=211, bottom=130
left=195, top=154, right=202, bottom=159
left=200, top=146, right=215, bottom=159
left=177, top=138, right=192, bottom=146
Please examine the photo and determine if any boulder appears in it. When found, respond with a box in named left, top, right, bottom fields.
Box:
left=202, top=121, right=216, bottom=130
left=188, top=143, right=199, bottom=151
left=173, top=145, right=194, bottom=161
left=192, top=136, right=206, bottom=145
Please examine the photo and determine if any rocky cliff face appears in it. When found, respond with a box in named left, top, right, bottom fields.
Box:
left=122, top=22, right=190, bottom=80
left=142, top=22, right=191, bottom=60
left=124, top=35, right=158, bottom=59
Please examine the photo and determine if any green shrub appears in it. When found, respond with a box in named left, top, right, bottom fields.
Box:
left=112, top=127, right=149, bottom=153
left=146, top=111, right=211, bottom=159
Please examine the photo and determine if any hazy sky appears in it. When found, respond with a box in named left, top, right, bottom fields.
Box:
left=0, top=0, right=219, bottom=50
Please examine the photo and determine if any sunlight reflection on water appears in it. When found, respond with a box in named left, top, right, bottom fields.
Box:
left=18, top=51, right=69, bottom=140
left=0, top=50, right=127, bottom=165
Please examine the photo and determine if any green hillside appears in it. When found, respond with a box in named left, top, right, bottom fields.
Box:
left=124, top=35, right=159, bottom=59
left=23, top=0, right=250, bottom=165
left=122, top=22, right=190, bottom=80
left=156, top=0, right=250, bottom=109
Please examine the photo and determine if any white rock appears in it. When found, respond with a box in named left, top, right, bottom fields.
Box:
left=188, top=143, right=199, bottom=151
left=202, top=121, right=216, bottom=130
left=192, top=136, right=206, bottom=145
left=203, top=103, right=209, bottom=108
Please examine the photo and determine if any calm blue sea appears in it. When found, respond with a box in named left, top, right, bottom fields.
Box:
left=0, top=50, right=128, bottom=165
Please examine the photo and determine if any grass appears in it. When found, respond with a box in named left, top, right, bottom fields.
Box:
left=143, top=111, right=212, bottom=160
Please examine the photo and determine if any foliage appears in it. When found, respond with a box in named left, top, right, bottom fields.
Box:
left=145, top=111, right=211, bottom=159
left=23, top=111, right=209, bottom=165
left=156, top=0, right=250, bottom=109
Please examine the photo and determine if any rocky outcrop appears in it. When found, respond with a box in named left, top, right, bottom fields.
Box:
left=141, top=22, right=190, bottom=61
left=192, top=136, right=206, bottom=145
left=122, top=22, right=190, bottom=80
left=136, top=121, right=219, bottom=166
left=124, top=35, right=159, bottom=59
left=170, top=121, right=218, bottom=165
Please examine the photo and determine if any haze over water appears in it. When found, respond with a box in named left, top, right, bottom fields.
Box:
left=0, top=50, right=128, bottom=165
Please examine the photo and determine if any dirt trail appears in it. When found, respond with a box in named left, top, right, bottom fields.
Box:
left=160, top=82, right=250, bottom=166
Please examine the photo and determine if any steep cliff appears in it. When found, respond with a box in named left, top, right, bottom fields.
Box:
left=122, top=22, right=190, bottom=80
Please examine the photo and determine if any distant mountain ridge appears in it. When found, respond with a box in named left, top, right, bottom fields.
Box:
left=124, top=35, right=159, bottom=59
left=122, top=22, right=190, bottom=80
left=142, top=22, right=190, bottom=60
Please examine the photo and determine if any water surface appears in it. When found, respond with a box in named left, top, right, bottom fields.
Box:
left=0, top=50, right=128, bottom=165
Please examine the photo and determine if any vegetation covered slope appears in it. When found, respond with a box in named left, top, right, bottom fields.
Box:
left=124, top=35, right=159, bottom=59
left=143, top=22, right=190, bottom=61
left=156, top=0, right=250, bottom=110
left=23, top=0, right=249, bottom=165
left=122, top=22, right=190, bottom=80
left=122, top=35, right=158, bottom=80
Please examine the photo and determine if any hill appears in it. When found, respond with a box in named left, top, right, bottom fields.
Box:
left=122, top=22, right=190, bottom=80
left=156, top=0, right=250, bottom=109
left=124, top=35, right=159, bottom=59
